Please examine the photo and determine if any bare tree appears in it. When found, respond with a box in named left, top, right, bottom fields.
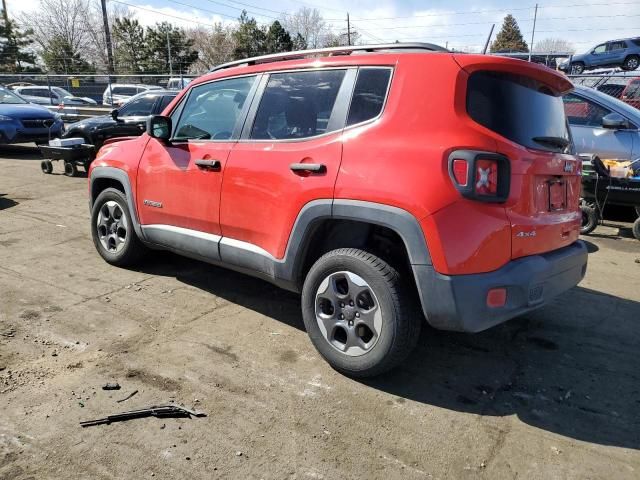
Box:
left=280, top=7, right=328, bottom=49
left=534, top=38, right=576, bottom=54
left=187, top=24, right=237, bottom=72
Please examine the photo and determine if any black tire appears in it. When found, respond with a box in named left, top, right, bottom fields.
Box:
left=572, top=62, right=585, bottom=74
left=632, top=218, right=640, bottom=241
left=634, top=206, right=640, bottom=218
left=40, top=160, right=53, bottom=174
left=301, top=248, right=421, bottom=378
left=91, top=188, right=147, bottom=266
left=64, top=161, right=78, bottom=177
left=580, top=204, right=598, bottom=235
left=622, top=55, right=640, bottom=71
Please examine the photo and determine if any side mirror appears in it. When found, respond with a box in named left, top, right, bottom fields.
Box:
left=147, top=115, right=172, bottom=141
left=602, top=112, right=628, bottom=130
left=110, top=109, right=120, bottom=121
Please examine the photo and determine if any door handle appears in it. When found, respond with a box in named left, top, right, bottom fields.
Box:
left=195, top=159, right=221, bottom=171
left=290, top=163, right=326, bottom=174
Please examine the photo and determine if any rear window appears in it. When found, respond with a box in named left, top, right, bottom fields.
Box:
left=467, top=71, right=570, bottom=152
left=112, top=87, right=138, bottom=96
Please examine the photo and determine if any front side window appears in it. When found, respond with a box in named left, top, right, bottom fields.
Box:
left=173, top=76, right=256, bottom=141
left=250, top=69, right=346, bottom=140
left=593, top=44, right=606, bottom=54
left=347, top=68, right=391, bottom=126
left=158, top=94, right=176, bottom=112
left=467, top=71, right=570, bottom=152
left=563, top=93, right=611, bottom=127
left=119, top=94, right=158, bottom=117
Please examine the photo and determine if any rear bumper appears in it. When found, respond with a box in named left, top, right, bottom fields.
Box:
left=414, top=240, right=588, bottom=332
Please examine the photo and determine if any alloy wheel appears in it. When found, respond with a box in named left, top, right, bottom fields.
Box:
left=96, top=200, right=128, bottom=253
left=314, top=271, right=382, bottom=356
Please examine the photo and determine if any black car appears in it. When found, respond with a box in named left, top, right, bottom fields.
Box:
left=63, top=90, right=176, bottom=149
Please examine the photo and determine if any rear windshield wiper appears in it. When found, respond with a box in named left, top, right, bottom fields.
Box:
left=532, top=136, right=570, bottom=151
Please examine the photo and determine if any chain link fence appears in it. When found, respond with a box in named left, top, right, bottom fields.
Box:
left=568, top=72, right=640, bottom=108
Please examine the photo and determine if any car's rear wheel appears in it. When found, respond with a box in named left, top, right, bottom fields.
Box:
left=301, top=248, right=421, bottom=378
left=91, top=188, right=147, bottom=266
left=632, top=218, right=640, bottom=241
left=622, top=55, right=640, bottom=71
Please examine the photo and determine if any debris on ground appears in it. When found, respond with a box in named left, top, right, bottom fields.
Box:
left=102, top=382, right=121, bottom=390
left=80, top=404, right=206, bottom=427
left=117, top=389, right=139, bottom=403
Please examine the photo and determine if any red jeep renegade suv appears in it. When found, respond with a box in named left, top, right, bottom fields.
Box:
left=88, top=43, right=587, bottom=377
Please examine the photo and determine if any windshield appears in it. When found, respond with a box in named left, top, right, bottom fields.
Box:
left=0, top=88, right=28, bottom=104
left=467, top=71, right=570, bottom=153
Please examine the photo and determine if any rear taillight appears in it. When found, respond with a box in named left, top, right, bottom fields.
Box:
left=448, top=150, right=510, bottom=202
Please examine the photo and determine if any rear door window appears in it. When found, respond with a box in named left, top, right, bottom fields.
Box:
left=346, top=68, right=391, bottom=126
left=119, top=94, right=157, bottom=117
left=467, top=71, right=570, bottom=152
left=250, top=69, right=346, bottom=140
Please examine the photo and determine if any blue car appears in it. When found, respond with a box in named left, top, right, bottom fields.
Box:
left=0, top=87, right=64, bottom=145
left=560, top=37, right=640, bottom=74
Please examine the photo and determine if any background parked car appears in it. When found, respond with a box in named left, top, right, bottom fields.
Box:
left=102, top=84, right=163, bottom=107
left=560, top=37, right=640, bottom=73
left=11, top=85, right=97, bottom=106
left=166, top=77, right=192, bottom=90
left=563, top=84, right=640, bottom=161
left=63, top=90, right=176, bottom=150
left=0, top=87, right=63, bottom=145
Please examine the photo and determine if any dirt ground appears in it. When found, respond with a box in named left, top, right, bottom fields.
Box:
left=1, top=145, right=639, bottom=480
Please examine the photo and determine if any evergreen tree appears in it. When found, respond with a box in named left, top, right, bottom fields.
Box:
left=233, top=11, right=267, bottom=59
left=112, top=18, right=146, bottom=74
left=144, top=22, right=198, bottom=74
left=264, top=21, right=293, bottom=54
left=292, top=33, right=307, bottom=51
left=41, top=36, right=94, bottom=73
left=490, top=14, right=529, bottom=53
left=0, top=10, right=37, bottom=72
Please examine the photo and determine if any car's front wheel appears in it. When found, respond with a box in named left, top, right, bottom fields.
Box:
left=572, top=62, right=585, bottom=74
left=301, top=248, right=421, bottom=377
left=91, top=188, right=146, bottom=266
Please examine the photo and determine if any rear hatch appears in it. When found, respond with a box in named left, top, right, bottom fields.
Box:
left=456, top=56, right=581, bottom=259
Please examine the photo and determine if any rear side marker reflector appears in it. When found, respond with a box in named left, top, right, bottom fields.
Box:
left=452, top=159, right=468, bottom=186
left=487, top=288, right=507, bottom=308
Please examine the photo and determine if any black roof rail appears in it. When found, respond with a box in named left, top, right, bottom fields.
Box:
left=208, top=42, right=448, bottom=73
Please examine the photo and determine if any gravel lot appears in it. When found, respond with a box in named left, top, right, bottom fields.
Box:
left=1, top=145, right=639, bottom=480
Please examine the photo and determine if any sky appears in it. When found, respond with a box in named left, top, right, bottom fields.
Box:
left=7, top=0, right=640, bottom=53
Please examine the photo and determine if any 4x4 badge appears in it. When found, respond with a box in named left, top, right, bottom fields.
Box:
left=143, top=199, right=163, bottom=208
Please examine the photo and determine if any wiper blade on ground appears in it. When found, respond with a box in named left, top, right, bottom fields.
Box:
left=80, top=403, right=206, bottom=427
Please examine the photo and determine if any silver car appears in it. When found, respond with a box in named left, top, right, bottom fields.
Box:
left=564, top=84, right=640, bottom=160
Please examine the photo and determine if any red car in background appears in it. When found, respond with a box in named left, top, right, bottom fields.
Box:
left=620, top=77, right=640, bottom=109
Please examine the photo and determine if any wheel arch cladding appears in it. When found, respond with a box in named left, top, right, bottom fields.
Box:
left=89, top=167, right=144, bottom=239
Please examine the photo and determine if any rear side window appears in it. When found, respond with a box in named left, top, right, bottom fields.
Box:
left=347, top=68, right=391, bottom=126
left=250, top=70, right=345, bottom=140
left=467, top=71, right=570, bottom=152
left=608, top=41, right=626, bottom=51
left=113, top=87, right=137, bottom=96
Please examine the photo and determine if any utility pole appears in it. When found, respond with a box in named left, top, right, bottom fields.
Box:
left=347, top=13, right=351, bottom=46
left=528, top=3, right=538, bottom=62
left=167, top=29, right=173, bottom=76
left=2, top=0, right=9, bottom=26
left=100, top=0, right=114, bottom=74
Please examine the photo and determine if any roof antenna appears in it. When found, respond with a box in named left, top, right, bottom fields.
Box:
left=482, top=24, right=495, bottom=54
